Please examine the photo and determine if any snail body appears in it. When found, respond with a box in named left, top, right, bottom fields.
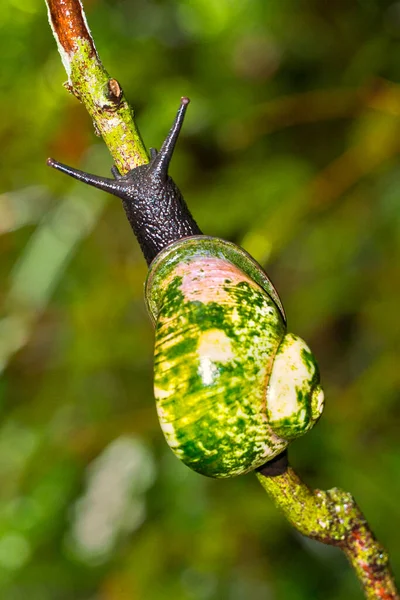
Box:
left=48, top=97, right=324, bottom=479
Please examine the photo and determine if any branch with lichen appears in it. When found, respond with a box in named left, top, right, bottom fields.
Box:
left=45, top=1, right=399, bottom=598
left=45, top=0, right=148, bottom=173
left=257, top=453, right=398, bottom=600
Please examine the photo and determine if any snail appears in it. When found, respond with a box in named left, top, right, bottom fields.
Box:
left=47, top=97, right=324, bottom=478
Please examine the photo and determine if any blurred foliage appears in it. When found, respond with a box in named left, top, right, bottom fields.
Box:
left=0, top=0, right=399, bottom=598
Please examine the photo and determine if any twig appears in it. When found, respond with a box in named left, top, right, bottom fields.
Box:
left=45, top=0, right=148, bottom=173
left=258, top=454, right=399, bottom=600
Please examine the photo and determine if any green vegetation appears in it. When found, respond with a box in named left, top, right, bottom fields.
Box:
left=0, top=0, right=399, bottom=598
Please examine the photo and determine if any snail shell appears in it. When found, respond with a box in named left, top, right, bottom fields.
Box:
left=146, top=236, right=324, bottom=478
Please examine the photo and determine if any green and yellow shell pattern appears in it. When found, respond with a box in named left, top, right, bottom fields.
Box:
left=146, top=236, right=324, bottom=478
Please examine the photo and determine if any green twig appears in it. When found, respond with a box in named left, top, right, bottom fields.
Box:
left=257, top=455, right=398, bottom=599
left=45, top=0, right=148, bottom=173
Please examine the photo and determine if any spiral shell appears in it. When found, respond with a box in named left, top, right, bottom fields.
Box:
left=146, top=236, right=324, bottom=478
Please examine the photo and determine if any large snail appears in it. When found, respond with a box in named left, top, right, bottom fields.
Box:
left=47, top=98, right=324, bottom=478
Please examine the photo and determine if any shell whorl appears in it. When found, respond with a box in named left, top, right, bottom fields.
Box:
left=147, top=236, right=287, bottom=478
left=146, top=236, right=286, bottom=324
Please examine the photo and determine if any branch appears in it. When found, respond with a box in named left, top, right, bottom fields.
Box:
left=257, top=454, right=399, bottom=600
left=45, top=0, right=148, bottom=173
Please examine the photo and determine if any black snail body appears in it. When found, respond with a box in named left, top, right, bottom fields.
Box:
left=48, top=98, right=324, bottom=478
left=47, top=98, right=200, bottom=265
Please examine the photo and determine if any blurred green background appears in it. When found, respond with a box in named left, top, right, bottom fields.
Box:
left=1, top=0, right=400, bottom=598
